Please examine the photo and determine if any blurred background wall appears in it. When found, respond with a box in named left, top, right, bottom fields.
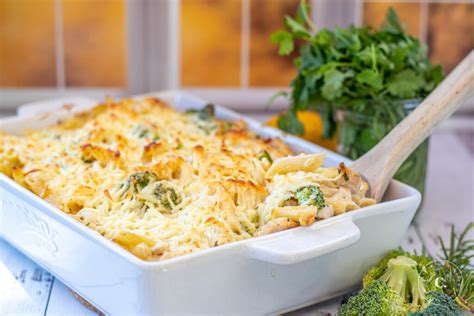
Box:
left=0, top=0, right=473, bottom=113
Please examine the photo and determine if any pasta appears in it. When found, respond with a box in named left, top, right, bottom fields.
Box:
left=0, top=97, right=375, bottom=260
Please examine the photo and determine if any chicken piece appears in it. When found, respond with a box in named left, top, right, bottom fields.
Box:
left=258, top=217, right=298, bottom=236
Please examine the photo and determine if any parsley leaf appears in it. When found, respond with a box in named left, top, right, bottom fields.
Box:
left=277, top=111, right=304, bottom=135
left=382, top=8, right=404, bottom=34
left=356, top=69, right=383, bottom=91
left=387, top=69, right=424, bottom=98
left=285, top=16, right=311, bottom=39
left=321, top=69, right=352, bottom=100
left=270, top=30, right=294, bottom=56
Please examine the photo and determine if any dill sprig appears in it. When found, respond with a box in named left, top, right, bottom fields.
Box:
left=436, top=222, right=474, bottom=311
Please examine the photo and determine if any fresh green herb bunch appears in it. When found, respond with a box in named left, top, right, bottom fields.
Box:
left=435, top=223, right=474, bottom=311
left=271, top=2, right=444, bottom=138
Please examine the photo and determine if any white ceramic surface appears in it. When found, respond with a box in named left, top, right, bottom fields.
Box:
left=16, top=97, right=97, bottom=117
left=0, top=91, right=421, bottom=315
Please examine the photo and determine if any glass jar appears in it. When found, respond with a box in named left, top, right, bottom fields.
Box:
left=336, top=99, right=429, bottom=196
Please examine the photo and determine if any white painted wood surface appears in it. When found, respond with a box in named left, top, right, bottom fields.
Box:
left=1, top=124, right=472, bottom=315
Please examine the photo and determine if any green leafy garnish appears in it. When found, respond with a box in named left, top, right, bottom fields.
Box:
left=133, top=124, right=150, bottom=138
left=132, top=124, right=159, bottom=140
left=271, top=3, right=443, bottom=138
left=277, top=111, right=304, bottom=135
left=259, top=150, right=273, bottom=163
left=270, top=31, right=294, bottom=56
left=435, top=223, right=474, bottom=311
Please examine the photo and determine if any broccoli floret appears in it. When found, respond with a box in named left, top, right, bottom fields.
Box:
left=186, top=104, right=215, bottom=121
left=198, top=104, right=215, bottom=120
left=294, top=186, right=325, bottom=208
left=128, top=171, right=158, bottom=191
left=186, top=104, right=217, bottom=134
left=154, top=183, right=179, bottom=210
left=407, top=291, right=460, bottom=316
left=338, top=280, right=406, bottom=316
left=363, top=250, right=438, bottom=311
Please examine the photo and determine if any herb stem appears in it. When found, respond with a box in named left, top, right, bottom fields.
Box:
left=371, top=43, right=377, bottom=71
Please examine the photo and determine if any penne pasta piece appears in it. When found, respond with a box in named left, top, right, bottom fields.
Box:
left=11, top=167, right=29, bottom=189
left=113, top=231, right=156, bottom=248
left=130, top=242, right=153, bottom=260
left=272, top=205, right=318, bottom=226
left=266, top=153, right=326, bottom=178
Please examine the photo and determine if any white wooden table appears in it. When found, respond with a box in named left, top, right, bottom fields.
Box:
left=1, top=113, right=472, bottom=315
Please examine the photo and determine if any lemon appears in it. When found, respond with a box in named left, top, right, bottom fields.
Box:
left=266, top=111, right=338, bottom=151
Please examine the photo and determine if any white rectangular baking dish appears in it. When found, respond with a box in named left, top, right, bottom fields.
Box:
left=0, top=91, right=421, bottom=315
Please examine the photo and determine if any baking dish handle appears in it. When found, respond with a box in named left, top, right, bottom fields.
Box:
left=245, top=218, right=360, bottom=265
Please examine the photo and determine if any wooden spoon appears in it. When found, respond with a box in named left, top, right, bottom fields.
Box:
left=350, top=50, right=474, bottom=202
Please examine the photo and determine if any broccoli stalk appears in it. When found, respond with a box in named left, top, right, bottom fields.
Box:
left=378, top=256, right=427, bottom=308
left=363, top=250, right=437, bottom=293
left=367, top=253, right=437, bottom=311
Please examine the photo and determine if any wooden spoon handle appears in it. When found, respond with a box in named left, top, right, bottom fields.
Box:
left=351, top=50, right=474, bottom=202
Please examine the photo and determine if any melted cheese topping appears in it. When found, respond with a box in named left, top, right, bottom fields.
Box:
left=0, top=97, right=375, bottom=261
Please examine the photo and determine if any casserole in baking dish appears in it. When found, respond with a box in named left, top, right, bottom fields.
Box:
left=1, top=95, right=375, bottom=262
left=0, top=91, right=420, bottom=314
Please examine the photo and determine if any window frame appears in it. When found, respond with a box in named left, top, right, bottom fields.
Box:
left=0, top=0, right=361, bottom=112
left=180, top=0, right=363, bottom=111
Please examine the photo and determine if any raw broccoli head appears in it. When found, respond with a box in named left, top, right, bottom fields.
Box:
left=342, top=250, right=461, bottom=315
left=363, top=250, right=439, bottom=311
left=294, top=185, right=325, bottom=208
left=338, top=280, right=406, bottom=316
left=407, top=291, right=460, bottom=316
